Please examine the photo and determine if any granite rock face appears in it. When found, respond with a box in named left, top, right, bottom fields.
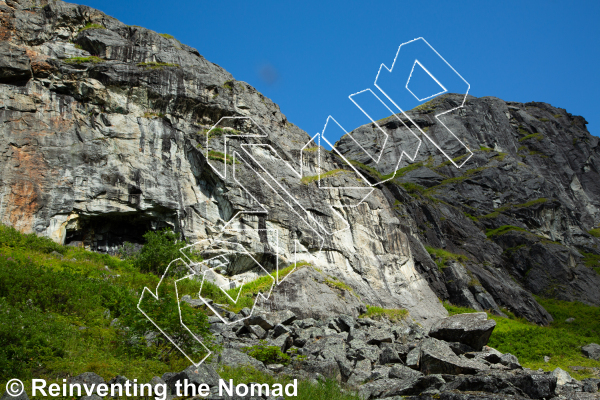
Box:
left=1, top=0, right=599, bottom=327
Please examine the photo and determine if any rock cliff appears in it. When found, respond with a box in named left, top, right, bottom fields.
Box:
left=1, top=0, right=599, bottom=328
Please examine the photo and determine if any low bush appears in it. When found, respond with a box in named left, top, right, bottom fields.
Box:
left=242, top=340, right=290, bottom=365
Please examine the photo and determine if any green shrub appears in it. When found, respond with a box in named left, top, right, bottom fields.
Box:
left=0, top=224, right=215, bottom=382
left=242, top=340, right=290, bottom=365
left=0, top=225, right=64, bottom=254
left=132, top=228, right=198, bottom=275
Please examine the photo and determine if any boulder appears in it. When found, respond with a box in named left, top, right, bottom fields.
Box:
left=429, top=312, right=496, bottom=351
left=582, top=343, right=600, bottom=360
left=552, top=367, right=574, bottom=385
left=68, top=372, right=105, bottom=387
left=164, top=364, right=220, bottom=393
left=419, top=338, right=489, bottom=375
left=347, top=359, right=371, bottom=386
left=380, top=343, right=402, bottom=364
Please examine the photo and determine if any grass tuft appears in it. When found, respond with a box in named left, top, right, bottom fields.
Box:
left=359, top=305, right=408, bottom=322
left=64, top=56, right=104, bottom=64
left=486, top=225, right=528, bottom=237
left=78, top=23, right=105, bottom=32
left=424, top=246, right=468, bottom=271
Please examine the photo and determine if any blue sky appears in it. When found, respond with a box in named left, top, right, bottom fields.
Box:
left=76, top=0, right=600, bottom=142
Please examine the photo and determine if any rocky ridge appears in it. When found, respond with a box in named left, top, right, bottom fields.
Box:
left=0, top=0, right=599, bottom=333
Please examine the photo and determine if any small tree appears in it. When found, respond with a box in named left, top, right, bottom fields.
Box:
left=133, top=228, right=195, bottom=275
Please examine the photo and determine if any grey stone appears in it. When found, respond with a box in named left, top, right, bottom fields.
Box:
left=406, top=347, right=421, bottom=370
left=69, top=372, right=105, bottom=387
left=429, top=312, right=496, bottom=351
left=164, top=364, right=220, bottom=393
left=216, top=348, right=266, bottom=372
left=247, top=324, right=267, bottom=339
left=552, top=367, right=574, bottom=386
left=419, top=337, right=488, bottom=375
left=0, top=42, right=31, bottom=83
left=379, top=343, right=402, bottom=364
left=389, top=364, right=423, bottom=380
left=582, top=343, right=600, bottom=360
left=347, top=359, right=371, bottom=387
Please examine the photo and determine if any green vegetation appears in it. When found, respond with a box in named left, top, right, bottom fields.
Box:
left=493, top=152, right=508, bottom=162
left=78, top=22, right=106, bottom=32
left=486, top=225, right=528, bottom=238
left=142, top=111, right=165, bottom=119
left=412, top=98, right=436, bottom=113
left=202, top=126, right=241, bottom=139
left=432, top=153, right=470, bottom=170
left=199, top=262, right=310, bottom=313
left=324, top=276, right=356, bottom=296
left=519, top=132, right=543, bottom=142
left=479, top=198, right=548, bottom=219
left=539, top=117, right=550, bottom=122
left=158, top=33, right=181, bottom=44
left=242, top=340, right=291, bottom=365
left=479, top=146, right=494, bottom=152
left=207, top=150, right=240, bottom=165
left=553, top=114, right=563, bottom=118
left=359, top=305, right=408, bottom=322
left=0, top=224, right=213, bottom=385
left=443, top=299, right=600, bottom=379
left=588, top=228, right=600, bottom=238
left=219, top=365, right=360, bottom=400
left=301, top=169, right=346, bottom=184
left=399, top=182, right=426, bottom=197
left=424, top=246, right=468, bottom=270
left=518, top=126, right=529, bottom=136
left=222, top=79, right=234, bottom=90
left=130, top=228, right=200, bottom=275
left=0, top=225, right=362, bottom=398
left=64, top=56, right=104, bottom=64
left=436, top=166, right=487, bottom=186
left=581, top=252, right=600, bottom=275
left=137, top=61, right=180, bottom=70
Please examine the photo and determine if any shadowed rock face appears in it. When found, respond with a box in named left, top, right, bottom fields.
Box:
left=0, top=0, right=599, bottom=326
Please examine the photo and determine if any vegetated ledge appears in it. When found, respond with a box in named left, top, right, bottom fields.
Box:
left=137, top=61, right=181, bottom=70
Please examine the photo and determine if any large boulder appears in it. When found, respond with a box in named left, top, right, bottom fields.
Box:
left=582, top=343, right=600, bottom=360
left=429, top=312, right=496, bottom=351
left=419, top=338, right=489, bottom=375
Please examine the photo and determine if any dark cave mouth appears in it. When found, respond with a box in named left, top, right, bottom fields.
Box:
left=65, top=211, right=177, bottom=254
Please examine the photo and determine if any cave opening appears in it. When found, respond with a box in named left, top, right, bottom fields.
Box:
left=65, top=210, right=178, bottom=254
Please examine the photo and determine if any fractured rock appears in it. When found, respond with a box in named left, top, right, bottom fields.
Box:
left=429, top=312, right=496, bottom=351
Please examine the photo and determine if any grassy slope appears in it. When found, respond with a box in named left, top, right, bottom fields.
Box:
left=0, top=225, right=359, bottom=400
left=444, top=301, right=600, bottom=379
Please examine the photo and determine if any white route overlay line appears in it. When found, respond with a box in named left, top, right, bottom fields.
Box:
left=374, top=36, right=473, bottom=169
left=139, top=37, right=472, bottom=366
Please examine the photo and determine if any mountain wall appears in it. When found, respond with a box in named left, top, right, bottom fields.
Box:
left=1, top=0, right=599, bottom=327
